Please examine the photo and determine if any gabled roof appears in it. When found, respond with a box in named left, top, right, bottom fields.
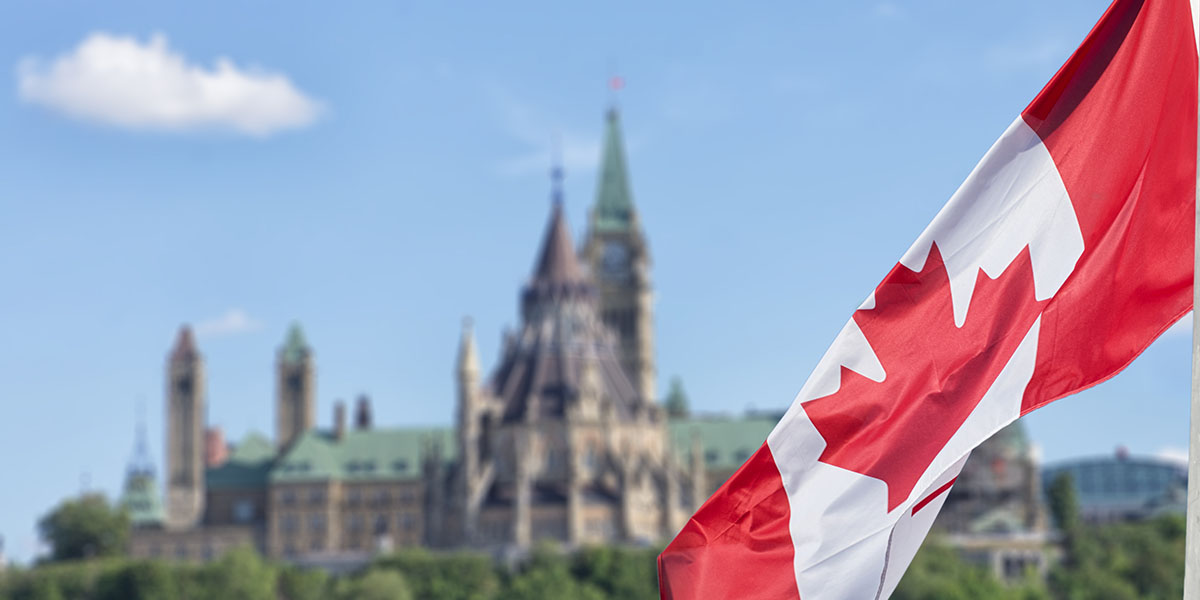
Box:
left=206, top=432, right=275, bottom=489
left=668, top=415, right=778, bottom=471
left=531, top=200, right=586, bottom=286
left=592, top=109, right=636, bottom=233
left=270, top=427, right=456, bottom=484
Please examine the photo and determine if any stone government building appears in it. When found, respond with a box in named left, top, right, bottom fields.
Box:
left=121, top=108, right=778, bottom=565
left=119, top=106, right=1050, bottom=571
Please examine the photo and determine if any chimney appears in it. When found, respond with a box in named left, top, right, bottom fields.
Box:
left=205, top=427, right=228, bottom=468
left=334, top=400, right=346, bottom=441
left=355, top=394, right=373, bottom=430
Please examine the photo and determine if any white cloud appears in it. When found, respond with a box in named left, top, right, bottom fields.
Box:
left=1155, top=447, right=1189, bottom=465
left=490, top=87, right=601, bottom=177
left=1165, top=311, right=1193, bottom=339
left=873, top=2, right=903, bottom=19
left=17, top=32, right=322, bottom=136
left=195, top=308, right=263, bottom=338
left=985, top=39, right=1069, bottom=73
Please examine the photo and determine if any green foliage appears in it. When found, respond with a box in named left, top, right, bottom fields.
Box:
left=1047, top=514, right=1185, bottom=600
left=192, top=546, right=277, bottom=600
left=36, top=494, right=129, bottom=562
left=1047, top=472, right=1080, bottom=533
left=278, top=566, right=331, bottom=600
left=95, top=560, right=178, bottom=600
left=373, top=548, right=499, bottom=600
left=571, top=545, right=660, bottom=599
left=893, top=539, right=1047, bottom=600
left=663, top=377, right=690, bottom=419
left=497, top=545, right=606, bottom=600
left=335, top=569, right=413, bottom=600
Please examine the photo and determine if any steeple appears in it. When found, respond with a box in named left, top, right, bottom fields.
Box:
left=171, top=325, right=198, bottom=362
left=457, top=317, right=479, bottom=376
left=532, top=170, right=586, bottom=287
left=523, top=169, right=593, bottom=321
left=592, top=108, right=635, bottom=233
left=122, top=407, right=164, bottom=528
left=582, top=105, right=656, bottom=403
left=280, top=322, right=310, bottom=364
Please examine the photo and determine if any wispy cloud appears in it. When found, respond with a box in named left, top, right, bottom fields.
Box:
left=490, top=88, right=601, bottom=178
left=984, top=39, right=1069, bottom=72
left=195, top=308, right=263, bottom=338
left=1165, top=311, right=1192, bottom=339
left=17, top=32, right=322, bottom=136
left=873, top=2, right=904, bottom=19
left=1155, top=446, right=1189, bottom=465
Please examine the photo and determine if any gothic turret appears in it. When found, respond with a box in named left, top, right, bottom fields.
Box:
left=276, top=323, right=315, bottom=451
left=582, top=108, right=656, bottom=403
left=120, top=411, right=164, bottom=528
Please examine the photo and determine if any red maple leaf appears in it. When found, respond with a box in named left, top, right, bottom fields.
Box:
left=801, top=242, right=1045, bottom=511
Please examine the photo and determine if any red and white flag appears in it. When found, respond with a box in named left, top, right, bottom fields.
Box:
left=659, top=0, right=1198, bottom=598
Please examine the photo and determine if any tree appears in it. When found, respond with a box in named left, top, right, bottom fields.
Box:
left=36, top=494, right=129, bottom=562
left=192, top=546, right=275, bottom=600
left=373, top=548, right=498, bottom=600
left=572, top=545, right=660, bottom=599
left=336, top=569, right=413, bottom=600
left=663, top=377, right=690, bottom=419
left=278, top=566, right=330, bottom=600
left=95, top=560, right=178, bottom=600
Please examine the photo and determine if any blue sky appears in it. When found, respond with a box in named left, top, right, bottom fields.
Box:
left=0, top=0, right=1189, bottom=562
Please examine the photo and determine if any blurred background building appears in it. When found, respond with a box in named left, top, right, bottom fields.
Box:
left=1041, top=448, right=1188, bottom=524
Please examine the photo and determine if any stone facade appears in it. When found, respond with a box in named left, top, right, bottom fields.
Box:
left=126, top=107, right=774, bottom=565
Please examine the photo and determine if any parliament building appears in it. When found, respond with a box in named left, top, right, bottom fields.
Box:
left=120, top=108, right=776, bottom=565
left=119, top=107, right=1047, bottom=573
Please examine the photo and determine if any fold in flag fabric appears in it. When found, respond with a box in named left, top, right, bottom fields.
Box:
left=658, top=0, right=1198, bottom=597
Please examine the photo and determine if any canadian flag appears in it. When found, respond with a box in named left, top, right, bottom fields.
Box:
left=659, top=0, right=1198, bottom=598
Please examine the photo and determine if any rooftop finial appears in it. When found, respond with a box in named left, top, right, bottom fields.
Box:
left=550, top=138, right=564, bottom=206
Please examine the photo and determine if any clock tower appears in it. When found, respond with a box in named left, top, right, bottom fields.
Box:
left=582, top=107, right=656, bottom=402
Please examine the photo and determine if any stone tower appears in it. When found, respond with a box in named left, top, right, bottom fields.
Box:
left=582, top=108, right=656, bottom=402
left=276, top=323, right=315, bottom=451
left=455, top=317, right=484, bottom=543
left=165, top=326, right=205, bottom=529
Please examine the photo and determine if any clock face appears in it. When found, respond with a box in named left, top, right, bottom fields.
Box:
left=601, top=242, right=630, bottom=278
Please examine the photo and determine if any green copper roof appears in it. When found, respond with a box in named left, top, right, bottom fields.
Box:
left=280, top=322, right=310, bottom=364
left=120, top=471, right=164, bottom=527
left=207, top=432, right=275, bottom=489
left=592, top=109, right=636, bottom=233
left=669, top=415, right=778, bottom=471
left=270, top=427, right=456, bottom=484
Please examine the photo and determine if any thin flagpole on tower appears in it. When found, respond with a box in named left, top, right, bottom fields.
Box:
left=1186, top=1, right=1200, bottom=596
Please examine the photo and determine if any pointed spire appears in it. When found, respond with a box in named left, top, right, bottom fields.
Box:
left=280, top=321, right=311, bottom=364
left=531, top=182, right=586, bottom=286
left=170, top=325, right=198, bottom=362
left=458, top=317, right=479, bottom=376
left=593, top=108, right=635, bottom=233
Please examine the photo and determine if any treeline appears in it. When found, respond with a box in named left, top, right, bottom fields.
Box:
left=6, top=480, right=1188, bottom=599
left=0, top=545, right=661, bottom=600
